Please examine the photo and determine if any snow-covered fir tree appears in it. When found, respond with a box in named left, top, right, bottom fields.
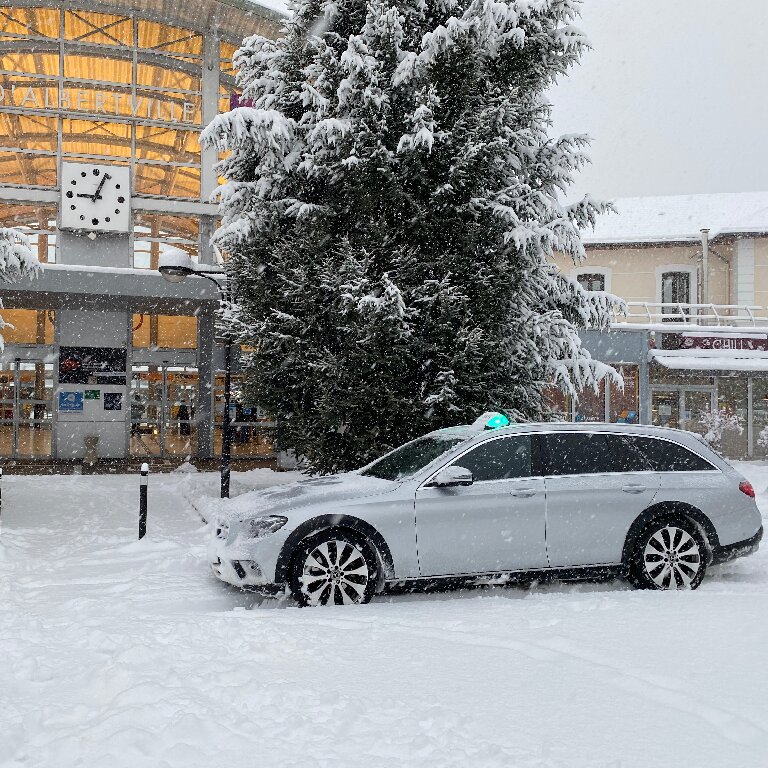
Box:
left=0, top=227, right=40, bottom=348
left=203, top=0, right=624, bottom=473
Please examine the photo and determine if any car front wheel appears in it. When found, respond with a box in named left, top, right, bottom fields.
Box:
left=290, top=528, right=378, bottom=606
left=628, top=515, right=708, bottom=590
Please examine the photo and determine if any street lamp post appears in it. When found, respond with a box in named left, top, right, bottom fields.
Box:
left=158, top=248, right=233, bottom=498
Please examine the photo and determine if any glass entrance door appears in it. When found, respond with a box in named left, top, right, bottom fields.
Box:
left=0, top=359, right=53, bottom=458
left=651, top=390, right=680, bottom=428
left=681, top=389, right=713, bottom=437
left=651, top=387, right=713, bottom=435
left=130, top=365, right=198, bottom=459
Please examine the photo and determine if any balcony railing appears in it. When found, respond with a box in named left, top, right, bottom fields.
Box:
left=617, top=302, right=768, bottom=328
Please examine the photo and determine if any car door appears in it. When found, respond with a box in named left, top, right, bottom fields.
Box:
left=414, top=434, right=548, bottom=577
left=541, top=431, right=661, bottom=567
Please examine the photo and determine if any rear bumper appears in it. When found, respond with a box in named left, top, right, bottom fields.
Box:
left=712, top=525, right=763, bottom=565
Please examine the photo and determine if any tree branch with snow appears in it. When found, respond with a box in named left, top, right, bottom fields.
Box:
left=0, top=227, right=41, bottom=349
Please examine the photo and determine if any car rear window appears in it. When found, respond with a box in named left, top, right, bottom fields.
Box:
left=623, top=436, right=716, bottom=472
left=541, top=433, right=649, bottom=475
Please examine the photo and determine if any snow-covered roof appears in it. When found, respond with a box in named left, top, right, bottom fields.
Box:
left=246, top=0, right=289, bottom=16
left=650, top=348, right=768, bottom=372
left=583, top=191, right=768, bottom=246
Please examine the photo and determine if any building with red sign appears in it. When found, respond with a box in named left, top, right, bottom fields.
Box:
left=552, top=191, right=768, bottom=458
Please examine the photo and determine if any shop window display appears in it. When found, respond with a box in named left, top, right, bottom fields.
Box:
left=752, top=377, right=768, bottom=457
left=609, top=366, right=639, bottom=423
left=574, top=380, right=605, bottom=422
left=717, top=377, right=749, bottom=458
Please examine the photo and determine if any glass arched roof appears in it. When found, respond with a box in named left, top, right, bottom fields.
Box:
left=0, top=3, right=280, bottom=199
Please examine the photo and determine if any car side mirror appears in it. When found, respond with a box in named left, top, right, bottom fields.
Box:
left=431, top=465, right=473, bottom=487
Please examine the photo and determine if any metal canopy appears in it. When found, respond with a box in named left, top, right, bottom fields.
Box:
left=0, top=263, right=220, bottom=314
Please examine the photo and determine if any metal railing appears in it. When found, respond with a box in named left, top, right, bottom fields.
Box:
left=619, top=302, right=768, bottom=327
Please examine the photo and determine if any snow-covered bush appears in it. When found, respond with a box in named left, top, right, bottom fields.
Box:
left=757, top=425, right=768, bottom=452
left=700, top=409, right=743, bottom=450
left=0, top=227, right=40, bottom=348
left=203, top=0, right=623, bottom=473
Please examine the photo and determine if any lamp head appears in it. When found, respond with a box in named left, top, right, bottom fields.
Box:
left=158, top=247, right=195, bottom=283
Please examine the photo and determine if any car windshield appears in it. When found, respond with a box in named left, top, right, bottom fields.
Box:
left=361, top=435, right=468, bottom=481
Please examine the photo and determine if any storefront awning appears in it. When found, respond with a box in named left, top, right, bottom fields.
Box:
left=650, top=349, right=768, bottom=372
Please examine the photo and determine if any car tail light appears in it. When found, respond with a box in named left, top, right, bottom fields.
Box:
left=739, top=480, right=756, bottom=498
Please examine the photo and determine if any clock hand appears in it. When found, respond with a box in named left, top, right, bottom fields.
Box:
left=92, top=173, right=112, bottom=201
left=76, top=193, right=96, bottom=199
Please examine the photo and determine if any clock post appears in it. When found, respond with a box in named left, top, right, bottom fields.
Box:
left=55, top=161, right=133, bottom=465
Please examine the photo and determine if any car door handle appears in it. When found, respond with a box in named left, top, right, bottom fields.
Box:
left=622, top=484, right=646, bottom=494
left=511, top=488, right=536, bottom=498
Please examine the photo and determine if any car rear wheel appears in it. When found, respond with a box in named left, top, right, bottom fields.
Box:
left=628, top=515, right=708, bottom=590
left=290, top=528, right=378, bottom=606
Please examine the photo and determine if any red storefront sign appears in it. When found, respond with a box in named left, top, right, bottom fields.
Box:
left=680, top=335, right=768, bottom=351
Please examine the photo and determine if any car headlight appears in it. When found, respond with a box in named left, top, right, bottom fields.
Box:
left=242, top=515, right=288, bottom=539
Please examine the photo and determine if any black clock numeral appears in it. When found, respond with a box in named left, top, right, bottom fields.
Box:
left=115, top=209, right=120, bottom=214
left=117, top=196, right=125, bottom=204
left=115, top=183, right=121, bottom=189
left=80, top=171, right=86, bottom=177
left=70, top=180, right=76, bottom=186
left=105, top=217, right=111, bottom=223
left=93, top=168, right=100, bottom=176
left=92, top=218, right=99, bottom=226
left=80, top=215, right=85, bottom=221
left=70, top=205, right=76, bottom=210
left=66, top=191, right=73, bottom=199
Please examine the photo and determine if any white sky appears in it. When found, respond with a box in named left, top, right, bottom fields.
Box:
left=549, top=0, right=768, bottom=201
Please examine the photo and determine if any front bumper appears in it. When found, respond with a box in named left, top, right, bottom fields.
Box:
left=207, top=524, right=289, bottom=592
left=712, top=525, right=763, bottom=565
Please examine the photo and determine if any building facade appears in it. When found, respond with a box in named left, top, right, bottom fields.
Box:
left=551, top=192, right=768, bottom=459
left=0, top=0, right=282, bottom=463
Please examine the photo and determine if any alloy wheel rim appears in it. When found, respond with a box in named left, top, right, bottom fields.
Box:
left=300, top=540, right=370, bottom=605
left=643, top=525, right=701, bottom=589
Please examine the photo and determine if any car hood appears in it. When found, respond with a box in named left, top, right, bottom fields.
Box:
left=220, top=472, right=397, bottom=521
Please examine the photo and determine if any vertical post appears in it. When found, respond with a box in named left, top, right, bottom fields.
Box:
left=0, top=466, right=3, bottom=531
left=747, top=376, right=754, bottom=459
left=221, top=336, right=232, bottom=499
left=701, top=228, right=710, bottom=306
left=139, top=462, right=148, bottom=539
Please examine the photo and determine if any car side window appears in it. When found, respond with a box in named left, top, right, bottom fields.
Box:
left=542, top=433, right=648, bottom=475
left=451, top=436, right=532, bottom=481
left=626, top=436, right=716, bottom=472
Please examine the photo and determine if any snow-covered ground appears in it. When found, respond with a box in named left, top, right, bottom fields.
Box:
left=2, top=463, right=767, bottom=768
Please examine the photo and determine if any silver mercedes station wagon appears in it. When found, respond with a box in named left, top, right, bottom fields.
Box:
left=208, top=419, right=763, bottom=606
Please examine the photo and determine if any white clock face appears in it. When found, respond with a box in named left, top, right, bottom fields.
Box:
left=60, top=162, right=130, bottom=233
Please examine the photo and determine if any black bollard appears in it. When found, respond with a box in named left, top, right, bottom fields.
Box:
left=139, top=462, right=148, bottom=539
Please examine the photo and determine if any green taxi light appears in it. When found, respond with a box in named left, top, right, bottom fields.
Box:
left=485, top=413, right=510, bottom=430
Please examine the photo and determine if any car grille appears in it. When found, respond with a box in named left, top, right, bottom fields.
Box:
left=232, top=560, right=262, bottom=579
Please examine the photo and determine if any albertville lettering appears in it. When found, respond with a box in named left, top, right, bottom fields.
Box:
left=0, top=85, right=197, bottom=124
